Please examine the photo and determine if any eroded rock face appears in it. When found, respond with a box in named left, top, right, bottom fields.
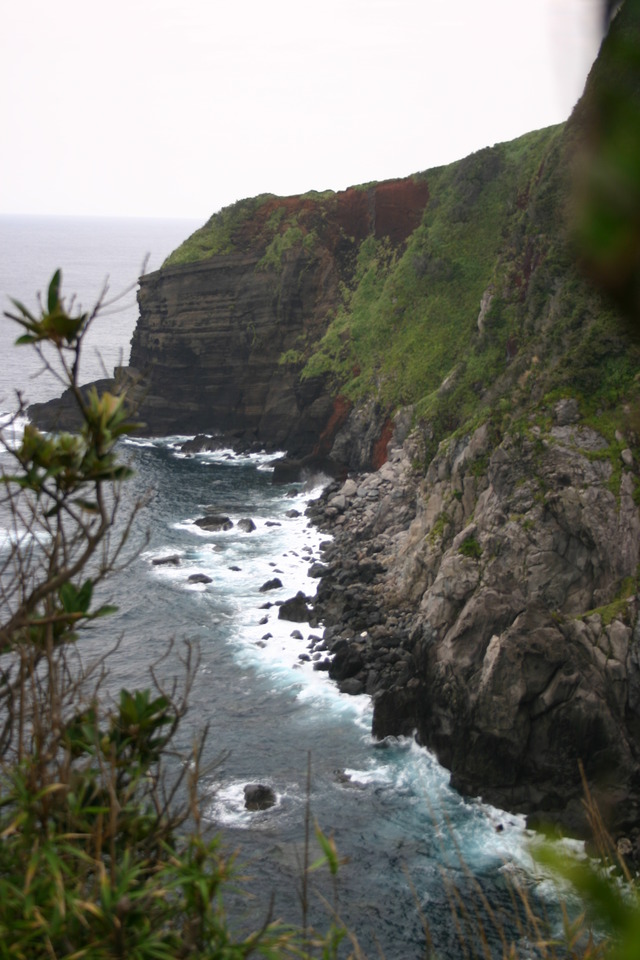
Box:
left=128, top=179, right=429, bottom=464
left=399, top=426, right=640, bottom=833
left=131, top=250, right=335, bottom=451
left=309, top=418, right=640, bottom=835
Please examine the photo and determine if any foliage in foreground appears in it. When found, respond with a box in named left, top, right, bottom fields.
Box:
left=0, top=273, right=344, bottom=959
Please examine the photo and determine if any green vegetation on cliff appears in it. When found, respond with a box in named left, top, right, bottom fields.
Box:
left=162, top=109, right=639, bottom=472
left=302, top=126, right=562, bottom=406
left=158, top=0, right=640, bottom=477
left=163, top=194, right=277, bottom=265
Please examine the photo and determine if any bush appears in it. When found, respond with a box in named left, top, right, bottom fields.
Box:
left=457, top=536, right=482, bottom=560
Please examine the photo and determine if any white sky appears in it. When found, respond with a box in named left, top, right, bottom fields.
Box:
left=1, top=0, right=602, bottom=222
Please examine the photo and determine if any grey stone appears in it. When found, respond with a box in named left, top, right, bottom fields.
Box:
left=243, top=784, right=276, bottom=811
left=259, top=577, right=283, bottom=592
left=188, top=573, right=212, bottom=584
left=195, top=515, right=233, bottom=532
left=237, top=517, right=256, bottom=532
left=278, top=592, right=312, bottom=622
left=554, top=397, right=580, bottom=425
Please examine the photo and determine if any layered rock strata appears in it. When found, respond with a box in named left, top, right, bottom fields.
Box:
left=127, top=179, right=428, bottom=458
left=307, top=404, right=640, bottom=837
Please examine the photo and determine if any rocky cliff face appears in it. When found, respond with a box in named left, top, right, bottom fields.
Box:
left=132, top=250, right=335, bottom=451
left=128, top=179, right=429, bottom=458
left=308, top=399, right=640, bottom=836
left=304, top=6, right=640, bottom=836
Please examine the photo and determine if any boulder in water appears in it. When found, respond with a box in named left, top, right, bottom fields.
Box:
left=243, top=784, right=276, bottom=811
left=152, top=554, right=181, bottom=566
left=188, top=573, right=213, bottom=584
left=195, top=515, right=233, bottom=532
left=259, top=577, right=283, bottom=592
left=278, top=592, right=313, bottom=622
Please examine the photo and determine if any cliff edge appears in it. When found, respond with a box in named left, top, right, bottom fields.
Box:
left=128, top=180, right=429, bottom=457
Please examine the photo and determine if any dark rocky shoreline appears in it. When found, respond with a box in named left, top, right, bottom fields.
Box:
left=302, top=413, right=640, bottom=846
left=306, top=446, right=420, bottom=710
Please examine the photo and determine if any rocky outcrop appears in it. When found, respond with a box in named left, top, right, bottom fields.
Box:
left=308, top=406, right=640, bottom=836
left=127, top=180, right=428, bottom=463
left=131, top=250, right=334, bottom=450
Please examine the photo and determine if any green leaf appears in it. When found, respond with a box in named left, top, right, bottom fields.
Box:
left=314, top=820, right=340, bottom=876
left=72, top=498, right=99, bottom=513
left=59, top=582, right=78, bottom=613
left=47, top=270, right=62, bottom=314
left=59, top=581, right=93, bottom=616
left=76, top=579, right=93, bottom=613
left=45, top=309, right=85, bottom=344
left=91, top=604, right=118, bottom=619
left=7, top=297, right=37, bottom=323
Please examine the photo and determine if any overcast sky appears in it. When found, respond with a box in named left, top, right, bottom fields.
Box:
left=1, top=0, right=602, bottom=222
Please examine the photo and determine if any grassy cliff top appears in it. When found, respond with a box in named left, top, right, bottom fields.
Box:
left=160, top=0, right=640, bottom=467
left=162, top=175, right=435, bottom=268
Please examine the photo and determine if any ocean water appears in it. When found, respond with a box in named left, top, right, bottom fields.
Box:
left=0, top=217, right=563, bottom=958
left=0, top=214, right=200, bottom=406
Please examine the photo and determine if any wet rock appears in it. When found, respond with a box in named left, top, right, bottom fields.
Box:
left=243, top=784, right=276, bottom=811
left=181, top=434, right=225, bottom=454
left=188, top=573, right=212, bottom=584
left=195, top=515, right=233, bottom=532
left=259, top=577, right=283, bottom=592
left=152, top=554, right=181, bottom=566
left=237, top=518, right=257, bottom=532
left=278, top=592, right=313, bottom=622
left=328, top=642, right=365, bottom=681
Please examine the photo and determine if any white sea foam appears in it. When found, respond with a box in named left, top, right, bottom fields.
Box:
left=205, top=779, right=297, bottom=828
left=143, top=436, right=572, bottom=917
left=0, top=411, right=29, bottom=452
left=122, top=437, right=156, bottom=449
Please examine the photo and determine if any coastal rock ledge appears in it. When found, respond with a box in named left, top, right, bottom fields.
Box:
left=307, top=414, right=640, bottom=839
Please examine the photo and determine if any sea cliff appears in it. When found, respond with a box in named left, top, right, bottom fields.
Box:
left=29, top=1, right=640, bottom=837
left=306, top=405, right=640, bottom=837
left=128, top=179, right=429, bottom=457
